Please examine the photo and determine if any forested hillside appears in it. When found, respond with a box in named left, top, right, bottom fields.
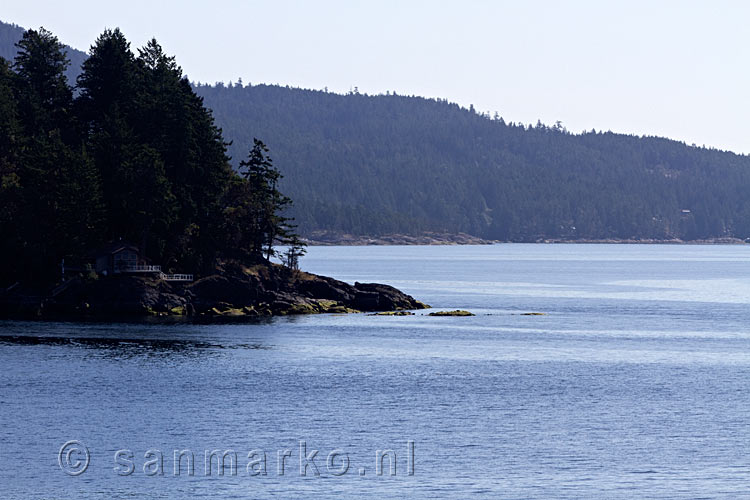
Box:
left=197, top=83, right=750, bottom=241
left=3, top=19, right=750, bottom=242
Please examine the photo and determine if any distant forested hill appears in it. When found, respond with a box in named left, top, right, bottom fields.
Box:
left=3, top=19, right=750, bottom=242
left=196, top=83, right=750, bottom=241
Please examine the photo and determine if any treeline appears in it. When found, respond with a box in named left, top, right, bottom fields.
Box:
left=3, top=20, right=750, bottom=243
left=0, top=27, right=299, bottom=285
left=196, top=83, right=750, bottom=241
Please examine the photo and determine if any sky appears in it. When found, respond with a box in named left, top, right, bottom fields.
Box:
left=4, top=0, right=749, bottom=153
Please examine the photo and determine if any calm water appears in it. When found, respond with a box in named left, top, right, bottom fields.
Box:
left=2, top=244, right=750, bottom=499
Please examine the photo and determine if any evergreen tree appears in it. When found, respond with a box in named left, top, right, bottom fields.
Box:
left=76, top=28, right=139, bottom=244
left=0, top=57, right=23, bottom=283
left=134, top=39, right=232, bottom=271
left=226, top=139, right=300, bottom=261
left=76, top=33, right=232, bottom=273
left=119, top=145, right=177, bottom=256
left=243, top=139, right=296, bottom=259
left=13, top=28, right=72, bottom=135
left=11, top=28, right=103, bottom=282
left=283, top=234, right=307, bottom=271
left=0, top=26, right=291, bottom=286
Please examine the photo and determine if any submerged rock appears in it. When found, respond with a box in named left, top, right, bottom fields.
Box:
left=428, top=310, right=475, bottom=317
left=369, top=310, right=415, bottom=316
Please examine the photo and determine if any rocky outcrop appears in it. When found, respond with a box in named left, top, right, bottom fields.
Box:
left=428, top=310, right=474, bottom=316
left=1, top=261, right=428, bottom=318
left=305, top=231, right=493, bottom=245
left=369, top=311, right=415, bottom=316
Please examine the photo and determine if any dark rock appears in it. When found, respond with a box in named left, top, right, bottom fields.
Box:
left=352, top=290, right=380, bottom=310
left=49, top=276, right=185, bottom=316
left=2, top=260, right=429, bottom=319
left=353, top=282, right=428, bottom=311
left=297, top=277, right=353, bottom=303
left=188, top=274, right=259, bottom=312
left=428, top=310, right=474, bottom=317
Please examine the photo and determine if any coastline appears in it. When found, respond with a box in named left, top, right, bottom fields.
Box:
left=304, top=232, right=748, bottom=246
left=537, top=237, right=748, bottom=245
left=0, top=261, right=428, bottom=320
left=304, top=231, right=494, bottom=246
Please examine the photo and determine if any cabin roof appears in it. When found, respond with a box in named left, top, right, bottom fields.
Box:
left=87, top=241, right=140, bottom=258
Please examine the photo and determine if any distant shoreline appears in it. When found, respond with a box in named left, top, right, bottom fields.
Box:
left=304, top=233, right=748, bottom=246
left=535, top=237, right=747, bottom=245
left=303, top=232, right=494, bottom=246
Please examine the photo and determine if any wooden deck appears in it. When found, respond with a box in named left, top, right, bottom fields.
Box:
left=114, top=265, right=162, bottom=274
left=111, top=265, right=192, bottom=282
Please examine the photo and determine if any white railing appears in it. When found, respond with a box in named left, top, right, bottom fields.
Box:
left=160, top=273, right=194, bottom=282
left=110, top=264, right=192, bottom=281
left=115, top=265, right=162, bottom=273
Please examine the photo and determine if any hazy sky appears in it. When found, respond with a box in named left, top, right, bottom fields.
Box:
left=4, top=0, right=749, bottom=153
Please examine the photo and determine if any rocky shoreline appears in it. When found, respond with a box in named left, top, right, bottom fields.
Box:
left=0, top=261, right=428, bottom=319
left=304, top=231, right=493, bottom=245
left=304, top=231, right=749, bottom=246
left=536, top=237, right=748, bottom=244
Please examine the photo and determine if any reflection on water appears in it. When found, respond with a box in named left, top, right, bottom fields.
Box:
left=0, top=334, right=270, bottom=356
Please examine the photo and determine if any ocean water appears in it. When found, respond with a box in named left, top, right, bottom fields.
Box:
left=2, top=244, right=750, bottom=499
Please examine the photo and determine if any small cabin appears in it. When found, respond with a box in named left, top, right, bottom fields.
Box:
left=90, top=242, right=161, bottom=276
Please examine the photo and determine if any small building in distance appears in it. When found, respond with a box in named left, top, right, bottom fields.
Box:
left=89, top=242, right=161, bottom=276
left=87, top=241, right=192, bottom=281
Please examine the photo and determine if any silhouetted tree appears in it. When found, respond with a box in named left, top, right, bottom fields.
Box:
left=226, top=139, right=300, bottom=261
